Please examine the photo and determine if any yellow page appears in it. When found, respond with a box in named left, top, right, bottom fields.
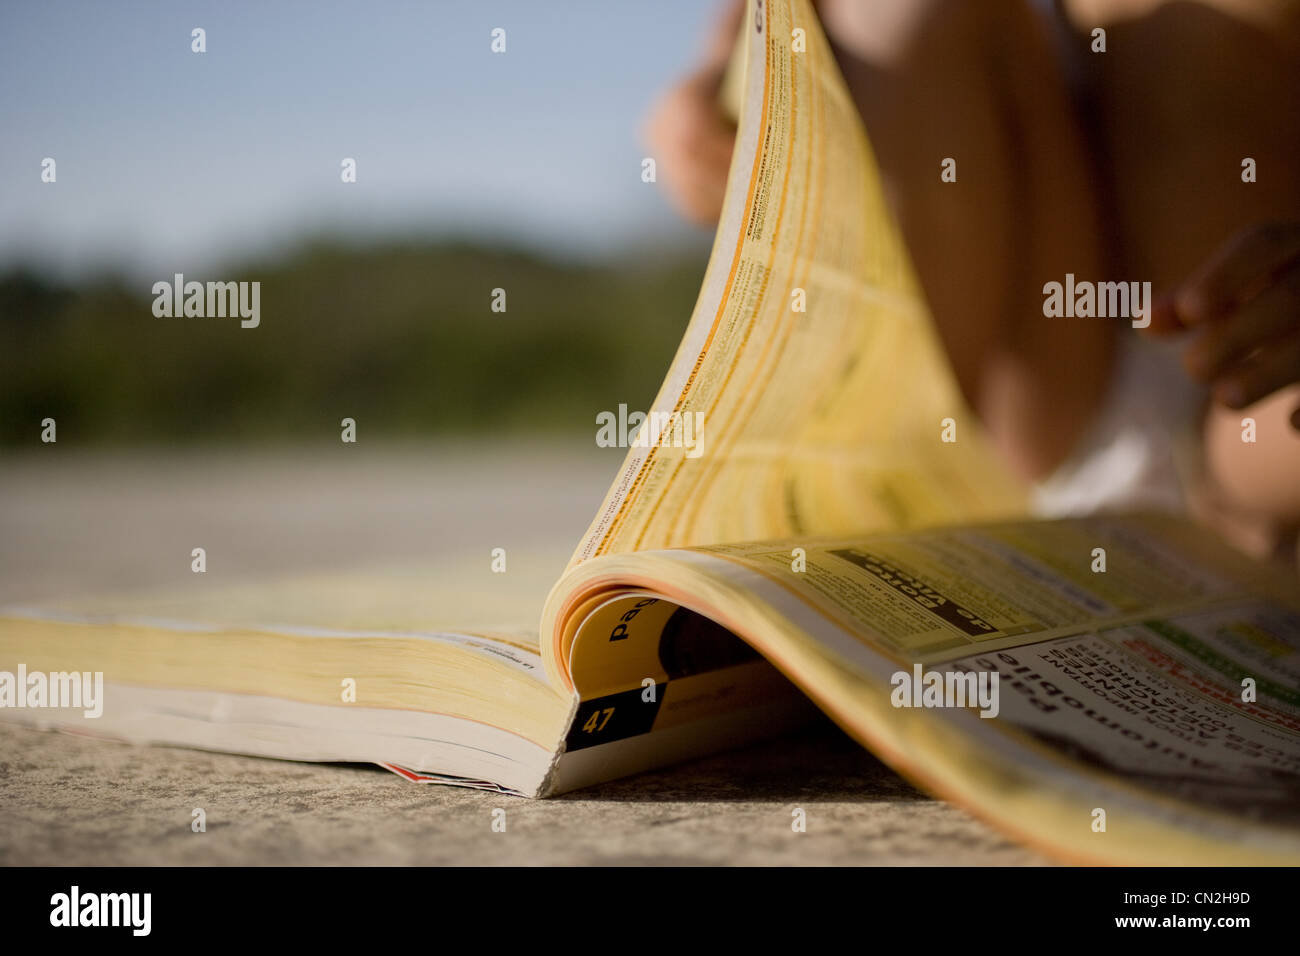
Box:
left=572, top=0, right=1023, bottom=567
left=546, top=514, right=1300, bottom=862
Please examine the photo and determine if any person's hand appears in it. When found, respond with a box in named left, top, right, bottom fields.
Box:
left=642, top=1, right=744, bottom=226
left=1148, top=222, right=1300, bottom=430
left=643, top=68, right=736, bottom=225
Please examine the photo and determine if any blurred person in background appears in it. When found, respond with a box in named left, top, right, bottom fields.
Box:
left=647, top=0, right=1300, bottom=568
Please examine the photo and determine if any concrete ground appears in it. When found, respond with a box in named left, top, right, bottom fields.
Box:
left=0, top=442, right=1044, bottom=865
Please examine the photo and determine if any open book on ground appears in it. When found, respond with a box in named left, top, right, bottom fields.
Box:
left=3, top=0, right=1299, bottom=865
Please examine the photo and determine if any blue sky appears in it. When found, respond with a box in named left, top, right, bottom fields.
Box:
left=0, top=0, right=718, bottom=280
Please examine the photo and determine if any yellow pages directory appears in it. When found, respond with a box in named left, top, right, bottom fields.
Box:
left=3, top=0, right=1298, bottom=865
